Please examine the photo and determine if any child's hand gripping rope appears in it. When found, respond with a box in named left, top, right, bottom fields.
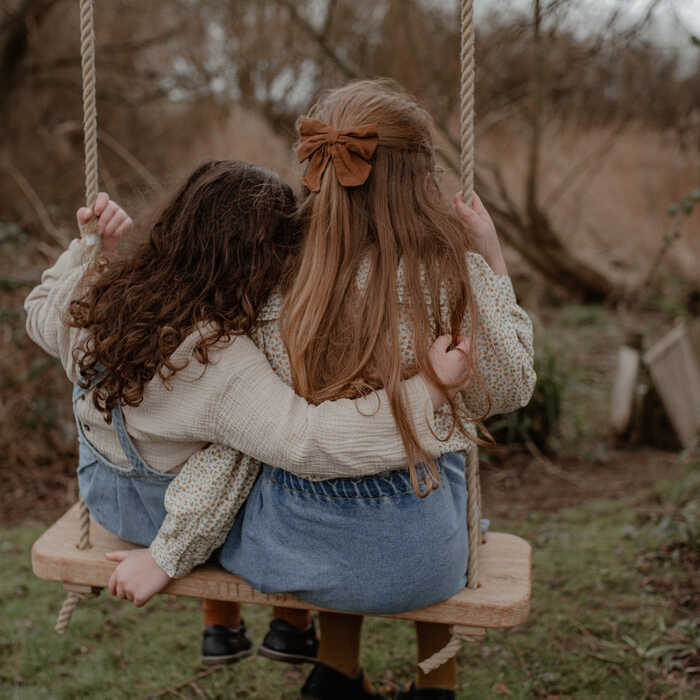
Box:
left=455, top=191, right=508, bottom=276
left=76, top=192, right=133, bottom=254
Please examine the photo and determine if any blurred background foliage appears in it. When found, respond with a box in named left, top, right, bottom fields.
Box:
left=0, top=0, right=698, bottom=514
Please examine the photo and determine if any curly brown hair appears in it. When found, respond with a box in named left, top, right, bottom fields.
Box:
left=69, top=160, right=298, bottom=421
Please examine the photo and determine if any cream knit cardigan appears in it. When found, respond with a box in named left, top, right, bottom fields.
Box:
left=24, top=239, right=442, bottom=480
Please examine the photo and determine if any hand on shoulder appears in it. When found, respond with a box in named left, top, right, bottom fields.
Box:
left=422, top=334, right=472, bottom=408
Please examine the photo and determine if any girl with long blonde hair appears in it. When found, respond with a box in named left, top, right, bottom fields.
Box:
left=219, top=80, right=536, bottom=698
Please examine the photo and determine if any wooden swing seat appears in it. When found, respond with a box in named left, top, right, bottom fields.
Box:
left=32, top=503, right=531, bottom=628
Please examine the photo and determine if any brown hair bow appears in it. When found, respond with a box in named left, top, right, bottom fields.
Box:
left=297, top=117, right=379, bottom=192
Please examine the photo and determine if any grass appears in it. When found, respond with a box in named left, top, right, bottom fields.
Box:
left=1, top=463, right=698, bottom=699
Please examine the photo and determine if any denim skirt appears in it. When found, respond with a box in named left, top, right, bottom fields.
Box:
left=218, top=452, right=470, bottom=614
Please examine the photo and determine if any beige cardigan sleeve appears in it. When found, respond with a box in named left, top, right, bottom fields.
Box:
left=24, top=239, right=92, bottom=380
left=207, top=347, right=438, bottom=478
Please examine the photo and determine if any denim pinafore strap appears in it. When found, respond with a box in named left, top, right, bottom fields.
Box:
left=73, top=376, right=173, bottom=546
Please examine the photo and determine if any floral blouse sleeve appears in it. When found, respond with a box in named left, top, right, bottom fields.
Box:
left=150, top=445, right=259, bottom=578
left=444, top=252, right=536, bottom=419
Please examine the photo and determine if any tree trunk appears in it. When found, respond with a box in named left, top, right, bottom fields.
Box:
left=0, top=0, right=61, bottom=114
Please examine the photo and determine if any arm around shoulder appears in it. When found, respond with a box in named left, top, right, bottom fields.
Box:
left=212, top=336, right=442, bottom=480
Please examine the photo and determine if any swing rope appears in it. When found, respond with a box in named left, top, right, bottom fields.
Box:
left=55, top=0, right=100, bottom=635
left=77, top=0, right=100, bottom=246
left=57, top=2, right=486, bottom=664
left=460, top=0, right=476, bottom=206
left=55, top=589, right=94, bottom=634
left=75, top=0, right=99, bottom=548
left=418, top=0, right=480, bottom=675
left=76, top=0, right=100, bottom=551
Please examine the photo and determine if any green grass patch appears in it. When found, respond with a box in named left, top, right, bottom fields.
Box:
left=1, top=465, right=698, bottom=699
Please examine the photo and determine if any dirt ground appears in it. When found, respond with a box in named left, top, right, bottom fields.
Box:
left=2, top=444, right=688, bottom=529
left=481, top=447, right=690, bottom=520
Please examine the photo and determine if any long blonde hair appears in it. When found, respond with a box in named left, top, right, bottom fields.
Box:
left=282, top=79, right=484, bottom=496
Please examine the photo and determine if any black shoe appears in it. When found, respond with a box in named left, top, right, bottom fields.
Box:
left=301, top=663, right=387, bottom=700
left=258, top=617, right=319, bottom=664
left=201, top=623, right=253, bottom=665
left=394, top=683, right=455, bottom=699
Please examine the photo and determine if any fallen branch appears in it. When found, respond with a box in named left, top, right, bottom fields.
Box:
left=525, top=439, right=587, bottom=487
left=141, top=665, right=225, bottom=700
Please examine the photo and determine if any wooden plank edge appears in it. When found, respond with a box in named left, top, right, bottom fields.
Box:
left=32, top=556, right=531, bottom=630
left=31, top=517, right=531, bottom=629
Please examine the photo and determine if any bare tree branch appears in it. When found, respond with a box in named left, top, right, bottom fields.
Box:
left=544, top=117, right=630, bottom=208
left=322, top=0, right=340, bottom=35
left=2, top=157, right=69, bottom=247
left=275, top=0, right=362, bottom=78
left=25, top=24, right=188, bottom=75
left=527, top=0, right=544, bottom=221
left=0, top=0, right=63, bottom=111
left=55, top=122, right=164, bottom=192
